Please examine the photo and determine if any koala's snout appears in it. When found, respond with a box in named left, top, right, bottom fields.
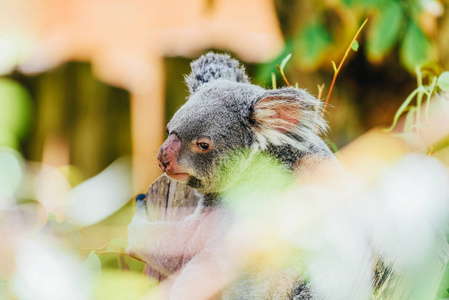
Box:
left=157, top=134, right=182, bottom=174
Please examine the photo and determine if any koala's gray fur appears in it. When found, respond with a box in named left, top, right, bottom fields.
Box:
left=167, top=52, right=333, bottom=197
left=185, top=52, right=250, bottom=94
left=127, top=52, right=337, bottom=300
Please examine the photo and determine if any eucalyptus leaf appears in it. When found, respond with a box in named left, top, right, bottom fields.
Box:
left=400, top=22, right=437, bottom=72
left=293, top=20, right=332, bottom=70
left=384, top=88, right=421, bottom=132
left=83, top=252, right=102, bottom=276
left=351, top=40, right=359, bottom=52
left=97, top=252, right=120, bottom=269
left=437, top=71, right=449, bottom=91
left=279, top=53, right=292, bottom=71
left=366, top=1, right=403, bottom=62
left=254, top=41, right=294, bottom=85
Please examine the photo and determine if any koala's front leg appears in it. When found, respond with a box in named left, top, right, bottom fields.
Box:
left=167, top=249, right=234, bottom=300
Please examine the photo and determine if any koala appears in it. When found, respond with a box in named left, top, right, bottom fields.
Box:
left=126, top=52, right=334, bottom=299
left=128, top=53, right=449, bottom=300
left=157, top=52, right=334, bottom=201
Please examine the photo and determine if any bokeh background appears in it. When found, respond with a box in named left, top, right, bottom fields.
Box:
left=1, top=0, right=449, bottom=299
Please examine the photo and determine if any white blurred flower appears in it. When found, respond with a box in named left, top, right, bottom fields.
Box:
left=11, top=235, right=93, bottom=300
left=67, top=156, right=132, bottom=227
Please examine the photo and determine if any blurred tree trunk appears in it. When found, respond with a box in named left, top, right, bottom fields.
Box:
left=18, top=62, right=131, bottom=181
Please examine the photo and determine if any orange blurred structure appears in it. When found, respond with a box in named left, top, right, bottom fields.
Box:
left=0, top=0, right=284, bottom=190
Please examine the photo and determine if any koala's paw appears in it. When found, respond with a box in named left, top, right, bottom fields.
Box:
left=136, top=193, right=147, bottom=203
left=134, top=193, right=148, bottom=216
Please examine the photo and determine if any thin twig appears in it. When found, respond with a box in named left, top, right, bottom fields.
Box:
left=314, top=84, right=326, bottom=133
left=321, top=18, right=369, bottom=119
left=276, top=65, right=291, bottom=87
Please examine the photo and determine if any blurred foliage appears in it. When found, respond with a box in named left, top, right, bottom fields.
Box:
left=266, top=0, right=443, bottom=77
left=0, top=78, right=32, bottom=149
left=0, top=63, right=136, bottom=299
left=1, top=0, right=449, bottom=299
left=385, top=64, right=446, bottom=134
left=253, top=0, right=449, bottom=147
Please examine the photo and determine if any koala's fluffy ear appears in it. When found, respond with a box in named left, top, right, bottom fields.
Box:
left=185, top=52, right=250, bottom=94
left=252, top=87, right=326, bottom=147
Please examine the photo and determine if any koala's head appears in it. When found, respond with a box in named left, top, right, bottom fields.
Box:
left=157, top=52, right=326, bottom=194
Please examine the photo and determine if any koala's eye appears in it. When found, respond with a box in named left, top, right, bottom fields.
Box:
left=198, top=142, right=209, bottom=150
left=193, top=137, right=212, bottom=153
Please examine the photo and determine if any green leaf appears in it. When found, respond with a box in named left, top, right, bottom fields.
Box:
left=400, top=22, right=437, bottom=73
left=83, top=251, right=102, bottom=276
left=293, top=19, right=332, bottom=70
left=279, top=53, right=292, bottom=71
left=384, top=87, right=421, bottom=132
left=324, top=138, right=340, bottom=154
left=351, top=40, right=359, bottom=52
left=366, top=1, right=403, bottom=62
left=97, top=252, right=120, bottom=269
left=221, top=151, right=293, bottom=214
left=254, top=41, right=294, bottom=85
left=437, top=71, right=449, bottom=91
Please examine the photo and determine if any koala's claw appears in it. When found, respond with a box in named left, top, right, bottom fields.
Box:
left=135, top=193, right=148, bottom=212
left=136, top=193, right=147, bottom=203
